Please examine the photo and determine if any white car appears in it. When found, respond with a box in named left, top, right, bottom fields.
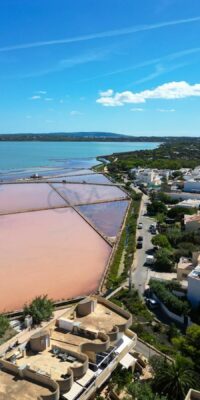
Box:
left=138, top=222, right=143, bottom=229
left=146, top=255, right=155, bottom=265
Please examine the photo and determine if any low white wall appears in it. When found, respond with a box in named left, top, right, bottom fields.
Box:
left=152, top=293, right=191, bottom=325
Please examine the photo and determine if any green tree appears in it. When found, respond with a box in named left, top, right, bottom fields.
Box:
left=166, top=227, right=182, bottom=247
left=111, top=366, right=132, bottom=392
left=151, top=355, right=199, bottom=400
left=167, top=206, right=196, bottom=222
left=147, top=201, right=167, bottom=216
left=126, top=381, right=167, bottom=400
left=155, top=248, right=174, bottom=272
left=152, top=234, right=171, bottom=249
left=0, top=314, right=9, bottom=337
left=168, top=323, right=180, bottom=342
left=173, top=324, right=200, bottom=369
left=24, top=295, right=54, bottom=325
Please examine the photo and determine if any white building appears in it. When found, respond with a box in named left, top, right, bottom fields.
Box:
left=187, top=265, right=200, bottom=308
left=178, top=199, right=200, bottom=209
left=184, top=180, right=200, bottom=193
left=131, top=168, right=162, bottom=186
left=183, top=166, right=200, bottom=182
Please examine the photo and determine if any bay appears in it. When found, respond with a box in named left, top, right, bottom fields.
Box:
left=0, top=141, right=160, bottom=170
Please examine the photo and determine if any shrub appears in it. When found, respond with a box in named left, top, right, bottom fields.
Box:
left=0, top=314, right=9, bottom=337
left=150, top=279, right=190, bottom=316
left=147, top=201, right=167, bottom=216
left=152, top=234, right=171, bottom=249
left=155, top=248, right=174, bottom=272
left=24, top=295, right=54, bottom=325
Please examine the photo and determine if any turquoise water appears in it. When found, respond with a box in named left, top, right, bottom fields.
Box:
left=0, top=141, right=160, bottom=170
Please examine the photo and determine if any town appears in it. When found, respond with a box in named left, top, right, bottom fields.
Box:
left=0, top=139, right=200, bottom=399
left=0, top=1, right=200, bottom=398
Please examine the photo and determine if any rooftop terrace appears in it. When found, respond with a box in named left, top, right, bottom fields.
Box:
left=0, top=368, right=55, bottom=400
left=1, top=296, right=135, bottom=400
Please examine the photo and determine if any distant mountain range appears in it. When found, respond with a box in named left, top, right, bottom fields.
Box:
left=0, top=132, right=194, bottom=142
left=0, top=131, right=164, bottom=142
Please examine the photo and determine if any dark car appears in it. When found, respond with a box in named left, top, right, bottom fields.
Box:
left=149, top=225, right=156, bottom=234
left=138, top=236, right=143, bottom=242
left=137, top=241, right=143, bottom=249
left=145, top=298, right=159, bottom=309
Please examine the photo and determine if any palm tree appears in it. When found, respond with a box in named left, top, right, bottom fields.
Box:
left=151, top=355, right=199, bottom=400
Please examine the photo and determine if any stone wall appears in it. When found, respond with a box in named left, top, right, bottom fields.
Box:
left=0, top=359, right=59, bottom=400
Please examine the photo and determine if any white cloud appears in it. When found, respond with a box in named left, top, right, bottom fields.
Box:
left=100, top=89, right=114, bottom=97
left=44, top=97, right=53, bottom=101
left=131, top=108, right=144, bottom=112
left=70, top=110, right=83, bottom=116
left=97, top=81, right=200, bottom=106
left=29, top=95, right=41, bottom=100
left=36, top=90, right=47, bottom=94
left=157, top=108, right=176, bottom=112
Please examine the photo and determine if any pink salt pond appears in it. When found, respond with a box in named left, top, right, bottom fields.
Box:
left=48, top=173, right=112, bottom=185
left=52, top=183, right=127, bottom=205
left=0, top=183, right=67, bottom=214
left=0, top=208, right=111, bottom=312
left=77, top=200, right=129, bottom=238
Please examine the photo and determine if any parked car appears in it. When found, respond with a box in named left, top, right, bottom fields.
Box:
left=145, top=298, right=158, bottom=309
left=138, top=236, right=143, bottom=242
left=138, top=222, right=143, bottom=229
left=146, top=255, right=155, bottom=265
left=137, top=241, right=143, bottom=249
left=149, top=224, right=156, bottom=234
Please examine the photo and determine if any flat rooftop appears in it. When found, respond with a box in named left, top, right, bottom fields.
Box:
left=1, top=296, right=134, bottom=400
left=62, top=302, right=126, bottom=334
left=51, top=329, right=103, bottom=350
left=0, top=369, right=52, bottom=400
left=178, top=257, right=193, bottom=270
left=16, top=348, right=76, bottom=381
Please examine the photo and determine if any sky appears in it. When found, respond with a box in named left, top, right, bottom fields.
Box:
left=0, top=0, right=200, bottom=136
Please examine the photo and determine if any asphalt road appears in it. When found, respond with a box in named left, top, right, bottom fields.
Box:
left=131, top=193, right=155, bottom=296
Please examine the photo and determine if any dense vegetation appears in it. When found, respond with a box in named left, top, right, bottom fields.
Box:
left=111, top=288, right=177, bottom=356
left=0, top=133, right=165, bottom=142
left=150, top=222, right=200, bottom=270
left=149, top=280, right=190, bottom=316
left=0, top=314, right=16, bottom=345
left=106, top=189, right=142, bottom=289
left=150, top=355, right=200, bottom=400
left=0, top=314, right=9, bottom=337
left=172, top=324, right=200, bottom=372
left=145, top=190, right=200, bottom=269
left=107, top=138, right=200, bottom=170
left=109, top=353, right=200, bottom=400
left=24, top=295, right=54, bottom=324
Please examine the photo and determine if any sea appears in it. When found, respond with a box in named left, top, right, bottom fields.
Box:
left=0, top=141, right=160, bottom=181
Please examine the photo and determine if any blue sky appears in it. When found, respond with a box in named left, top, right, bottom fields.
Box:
left=0, top=0, right=200, bottom=136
